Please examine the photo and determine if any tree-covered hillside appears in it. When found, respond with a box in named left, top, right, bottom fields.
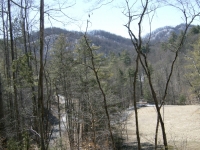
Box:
left=0, top=0, right=200, bottom=150
left=30, top=27, right=133, bottom=55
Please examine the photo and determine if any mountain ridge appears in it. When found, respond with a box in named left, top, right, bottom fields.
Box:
left=30, top=24, right=195, bottom=55
left=144, top=24, right=194, bottom=42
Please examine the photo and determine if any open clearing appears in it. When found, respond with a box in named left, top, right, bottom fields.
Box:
left=123, top=105, right=200, bottom=149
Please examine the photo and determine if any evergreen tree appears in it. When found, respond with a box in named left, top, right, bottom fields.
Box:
left=185, top=37, right=200, bottom=101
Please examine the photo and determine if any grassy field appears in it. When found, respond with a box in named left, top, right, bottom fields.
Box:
left=123, top=105, right=200, bottom=150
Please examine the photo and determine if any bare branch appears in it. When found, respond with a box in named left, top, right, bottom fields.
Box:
left=88, top=0, right=114, bottom=12
left=83, top=20, right=116, bottom=150
left=161, top=1, right=200, bottom=107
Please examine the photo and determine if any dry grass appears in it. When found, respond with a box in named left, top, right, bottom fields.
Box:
left=124, top=105, right=200, bottom=149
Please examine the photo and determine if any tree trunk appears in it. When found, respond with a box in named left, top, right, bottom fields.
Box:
left=0, top=74, right=5, bottom=136
left=1, top=2, right=13, bottom=132
left=155, top=115, right=159, bottom=150
left=84, top=34, right=115, bottom=150
left=133, top=55, right=141, bottom=150
left=8, top=0, right=20, bottom=139
left=23, top=4, right=38, bottom=136
left=38, top=0, right=45, bottom=149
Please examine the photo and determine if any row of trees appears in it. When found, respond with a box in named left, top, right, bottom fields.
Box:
left=0, top=0, right=200, bottom=149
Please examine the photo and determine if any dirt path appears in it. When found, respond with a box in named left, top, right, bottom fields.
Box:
left=124, top=105, right=200, bottom=149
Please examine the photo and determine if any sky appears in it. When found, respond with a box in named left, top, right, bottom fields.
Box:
left=44, top=0, right=200, bottom=38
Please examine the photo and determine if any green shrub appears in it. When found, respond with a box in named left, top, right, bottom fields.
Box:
left=178, top=95, right=186, bottom=105
left=7, top=131, right=31, bottom=150
left=7, top=138, right=21, bottom=150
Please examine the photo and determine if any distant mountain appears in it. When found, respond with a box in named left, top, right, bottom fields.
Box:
left=88, top=30, right=133, bottom=54
left=30, top=28, right=133, bottom=55
left=30, top=24, right=195, bottom=57
left=144, top=24, right=194, bottom=42
left=88, top=30, right=131, bottom=46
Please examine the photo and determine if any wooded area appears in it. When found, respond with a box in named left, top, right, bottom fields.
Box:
left=0, top=0, right=200, bottom=149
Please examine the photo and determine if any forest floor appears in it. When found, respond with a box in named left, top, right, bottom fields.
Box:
left=122, top=105, right=200, bottom=150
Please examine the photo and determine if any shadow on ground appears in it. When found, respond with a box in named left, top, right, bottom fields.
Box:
left=120, top=142, right=165, bottom=150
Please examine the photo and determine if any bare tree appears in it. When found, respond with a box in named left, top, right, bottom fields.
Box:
left=83, top=21, right=116, bottom=150
left=123, top=0, right=200, bottom=149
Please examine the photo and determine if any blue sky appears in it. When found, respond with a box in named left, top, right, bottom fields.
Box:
left=44, top=0, right=200, bottom=38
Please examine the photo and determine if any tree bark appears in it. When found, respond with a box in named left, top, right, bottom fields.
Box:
left=38, top=0, right=45, bottom=149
